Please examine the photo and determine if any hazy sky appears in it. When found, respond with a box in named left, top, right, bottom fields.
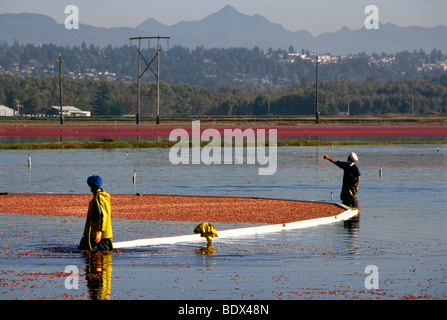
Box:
left=0, top=0, right=445, bottom=36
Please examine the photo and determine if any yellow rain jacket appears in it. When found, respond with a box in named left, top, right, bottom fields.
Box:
left=83, top=190, right=113, bottom=239
left=194, top=222, right=218, bottom=243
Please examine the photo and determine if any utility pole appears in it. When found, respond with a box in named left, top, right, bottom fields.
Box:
left=156, top=37, right=163, bottom=125
left=411, top=95, right=415, bottom=116
left=137, top=38, right=141, bottom=125
left=315, top=54, right=320, bottom=124
left=14, top=99, right=22, bottom=116
left=267, top=96, right=270, bottom=114
left=130, top=36, right=170, bottom=125
left=58, top=53, right=64, bottom=125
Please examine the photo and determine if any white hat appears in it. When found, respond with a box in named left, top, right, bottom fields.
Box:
left=348, top=152, right=358, bottom=162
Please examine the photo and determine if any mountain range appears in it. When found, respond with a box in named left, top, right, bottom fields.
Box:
left=1, top=5, right=446, bottom=55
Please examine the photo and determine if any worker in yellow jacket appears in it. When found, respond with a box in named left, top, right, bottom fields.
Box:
left=79, top=175, right=113, bottom=251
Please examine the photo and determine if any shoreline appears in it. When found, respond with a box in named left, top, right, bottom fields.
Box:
left=0, top=193, right=346, bottom=225
left=1, top=138, right=446, bottom=150
left=1, top=115, right=446, bottom=126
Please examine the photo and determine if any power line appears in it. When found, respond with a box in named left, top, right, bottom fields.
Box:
left=129, top=36, right=170, bottom=125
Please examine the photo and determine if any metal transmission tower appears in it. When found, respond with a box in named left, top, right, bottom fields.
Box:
left=129, top=36, right=170, bottom=125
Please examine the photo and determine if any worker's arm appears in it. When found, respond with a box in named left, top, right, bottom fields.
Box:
left=322, top=154, right=336, bottom=164
left=355, top=176, right=360, bottom=192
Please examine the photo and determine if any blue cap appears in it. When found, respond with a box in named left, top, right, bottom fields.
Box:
left=87, top=175, right=102, bottom=189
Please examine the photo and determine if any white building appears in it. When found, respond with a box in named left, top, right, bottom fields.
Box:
left=50, top=106, right=91, bottom=117
left=0, top=105, right=16, bottom=116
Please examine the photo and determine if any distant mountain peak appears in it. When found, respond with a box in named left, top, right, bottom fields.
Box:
left=339, top=26, right=353, bottom=33
left=219, top=5, right=240, bottom=15
left=137, top=17, right=168, bottom=31
left=205, top=4, right=247, bottom=22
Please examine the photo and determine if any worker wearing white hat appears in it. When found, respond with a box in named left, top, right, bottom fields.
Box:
left=322, top=152, right=361, bottom=207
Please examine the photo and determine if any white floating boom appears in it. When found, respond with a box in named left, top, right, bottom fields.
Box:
left=113, top=204, right=358, bottom=249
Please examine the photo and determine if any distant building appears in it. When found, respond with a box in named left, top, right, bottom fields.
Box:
left=0, top=105, right=16, bottom=116
left=50, top=106, right=91, bottom=117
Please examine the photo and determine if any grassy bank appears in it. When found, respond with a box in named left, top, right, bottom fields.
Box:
left=1, top=114, right=447, bottom=126
left=1, top=138, right=446, bottom=150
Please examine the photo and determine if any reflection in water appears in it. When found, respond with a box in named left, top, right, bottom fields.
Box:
left=195, top=244, right=218, bottom=272
left=343, top=214, right=359, bottom=229
left=84, top=250, right=113, bottom=300
left=341, top=201, right=360, bottom=257
left=196, top=244, right=216, bottom=255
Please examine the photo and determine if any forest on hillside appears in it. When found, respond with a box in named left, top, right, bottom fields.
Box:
left=1, top=41, right=447, bottom=90
left=1, top=42, right=446, bottom=116
left=1, top=74, right=446, bottom=117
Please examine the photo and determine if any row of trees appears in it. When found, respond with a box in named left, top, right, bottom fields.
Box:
left=1, top=41, right=446, bottom=90
left=1, top=74, right=446, bottom=116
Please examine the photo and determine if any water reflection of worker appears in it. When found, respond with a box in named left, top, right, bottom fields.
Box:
left=84, top=250, right=112, bottom=300
left=197, top=243, right=217, bottom=255
left=79, top=175, right=113, bottom=251
left=322, top=152, right=361, bottom=207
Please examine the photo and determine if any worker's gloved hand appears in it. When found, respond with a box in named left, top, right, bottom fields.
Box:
left=94, top=231, right=102, bottom=243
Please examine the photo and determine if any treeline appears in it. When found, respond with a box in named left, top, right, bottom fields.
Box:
left=1, top=41, right=446, bottom=90
left=1, top=74, right=446, bottom=116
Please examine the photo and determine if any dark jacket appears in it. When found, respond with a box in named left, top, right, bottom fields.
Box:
left=335, top=161, right=361, bottom=203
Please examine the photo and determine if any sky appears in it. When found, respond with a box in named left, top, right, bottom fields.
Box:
left=0, top=0, right=445, bottom=36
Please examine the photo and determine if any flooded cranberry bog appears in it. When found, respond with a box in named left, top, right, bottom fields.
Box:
left=1, top=123, right=447, bottom=143
left=0, top=124, right=446, bottom=300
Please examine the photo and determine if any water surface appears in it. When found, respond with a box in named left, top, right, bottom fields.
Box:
left=0, top=144, right=446, bottom=299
